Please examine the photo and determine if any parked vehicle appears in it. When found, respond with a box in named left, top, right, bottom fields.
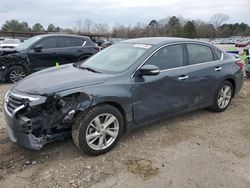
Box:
left=4, top=37, right=244, bottom=155
left=243, top=47, right=250, bottom=77
left=101, top=40, right=114, bottom=48
left=235, top=41, right=250, bottom=47
left=93, top=39, right=104, bottom=46
left=0, top=39, right=21, bottom=48
left=0, top=38, right=5, bottom=44
left=0, top=34, right=98, bottom=83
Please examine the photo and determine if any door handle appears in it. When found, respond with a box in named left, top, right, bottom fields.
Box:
left=178, top=75, right=189, bottom=81
left=214, top=67, right=222, bottom=71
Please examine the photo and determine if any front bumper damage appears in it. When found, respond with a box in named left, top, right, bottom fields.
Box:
left=4, top=92, right=46, bottom=150
left=4, top=90, right=91, bottom=150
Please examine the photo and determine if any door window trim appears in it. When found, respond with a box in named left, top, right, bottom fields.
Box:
left=31, top=37, right=87, bottom=51
left=184, top=43, right=223, bottom=66
left=131, top=41, right=224, bottom=77
left=58, top=37, right=87, bottom=48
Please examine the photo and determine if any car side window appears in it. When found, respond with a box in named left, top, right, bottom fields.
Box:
left=59, top=37, right=78, bottom=48
left=213, top=49, right=222, bottom=60
left=75, top=38, right=85, bottom=46
left=187, top=44, right=213, bottom=64
left=35, top=37, right=57, bottom=49
left=145, top=44, right=184, bottom=70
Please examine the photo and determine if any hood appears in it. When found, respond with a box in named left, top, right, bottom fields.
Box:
left=0, top=48, right=20, bottom=56
left=13, top=64, right=109, bottom=95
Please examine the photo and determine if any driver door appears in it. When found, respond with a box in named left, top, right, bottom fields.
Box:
left=131, top=44, right=191, bottom=124
left=28, top=37, right=59, bottom=72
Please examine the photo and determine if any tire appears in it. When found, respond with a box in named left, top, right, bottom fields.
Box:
left=72, top=104, right=124, bottom=155
left=209, top=81, right=233, bottom=112
left=6, top=65, right=26, bottom=83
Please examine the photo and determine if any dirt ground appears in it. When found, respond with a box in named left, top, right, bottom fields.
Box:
left=1, top=80, right=250, bottom=188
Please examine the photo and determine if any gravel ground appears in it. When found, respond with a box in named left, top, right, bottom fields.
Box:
left=0, top=80, right=250, bottom=188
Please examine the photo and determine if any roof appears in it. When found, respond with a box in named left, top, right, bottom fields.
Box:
left=121, top=37, right=193, bottom=45
left=38, top=33, right=90, bottom=39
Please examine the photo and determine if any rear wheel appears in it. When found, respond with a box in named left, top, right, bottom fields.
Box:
left=6, top=66, right=26, bottom=83
left=72, top=105, right=124, bottom=155
left=210, top=81, right=233, bottom=112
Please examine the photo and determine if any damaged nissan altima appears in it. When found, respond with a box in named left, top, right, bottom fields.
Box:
left=4, top=37, right=244, bottom=155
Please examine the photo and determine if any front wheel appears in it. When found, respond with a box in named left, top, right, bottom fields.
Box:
left=6, top=66, right=26, bottom=83
left=209, top=81, right=233, bottom=112
left=72, top=105, right=124, bottom=155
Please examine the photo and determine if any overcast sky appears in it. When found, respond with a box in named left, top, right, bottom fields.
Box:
left=0, top=0, right=249, bottom=29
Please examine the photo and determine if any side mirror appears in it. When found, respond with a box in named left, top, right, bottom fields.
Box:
left=139, top=65, right=160, bottom=76
left=33, top=45, right=43, bottom=52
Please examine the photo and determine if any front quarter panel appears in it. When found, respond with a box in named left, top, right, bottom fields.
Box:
left=57, top=82, right=133, bottom=125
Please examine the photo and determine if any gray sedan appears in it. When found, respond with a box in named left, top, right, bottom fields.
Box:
left=4, top=37, right=244, bottom=155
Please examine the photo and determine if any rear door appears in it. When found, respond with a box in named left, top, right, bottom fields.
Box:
left=132, top=44, right=191, bottom=124
left=28, top=37, right=59, bottom=72
left=185, top=43, right=223, bottom=108
left=57, top=37, right=86, bottom=64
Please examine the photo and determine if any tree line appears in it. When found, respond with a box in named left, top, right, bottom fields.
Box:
left=112, top=14, right=250, bottom=38
left=1, top=20, right=62, bottom=32
left=1, top=13, right=250, bottom=38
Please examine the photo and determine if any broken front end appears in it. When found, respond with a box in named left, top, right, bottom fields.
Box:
left=4, top=89, right=91, bottom=150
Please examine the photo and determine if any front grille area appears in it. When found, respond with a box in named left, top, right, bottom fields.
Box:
left=6, top=94, right=25, bottom=114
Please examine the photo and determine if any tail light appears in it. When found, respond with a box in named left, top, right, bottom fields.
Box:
left=235, top=61, right=244, bottom=70
left=94, top=46, right=102, bottom=51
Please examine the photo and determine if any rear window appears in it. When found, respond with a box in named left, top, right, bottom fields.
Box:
left=187, top=44, right=214, bottom=65
left=75, top=38, right=85, bottom=46
left=59, top=37, right=79, bottom=48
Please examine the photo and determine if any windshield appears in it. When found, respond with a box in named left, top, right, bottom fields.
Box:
left=81, top=43, right=152, bottom=73
left=15, top=36, right=41, bottom=50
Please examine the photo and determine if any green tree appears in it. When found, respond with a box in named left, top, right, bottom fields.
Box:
left=1, top=19, right=30, bottom=32
left=168, top=16, right=180, bottom=27
left=47, top=23, right=56, bottom=32
left=32, top=23, right=44, bottom=32
left=168, top=16, right=182, bottom=37
left=183, top=21, right=196, bottom=38
left=148, top=20, right=158, bottom=36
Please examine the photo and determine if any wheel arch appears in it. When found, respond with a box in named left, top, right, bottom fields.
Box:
left=224, top=78, right=236, bottom=97
left=4, top=59, right=29, bottom=76
left=95, top=101, right=129, bottom=134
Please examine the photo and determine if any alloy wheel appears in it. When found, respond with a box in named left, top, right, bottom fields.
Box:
left=86, top=113, right=119, bottom=150
left=9, top=70, right=26, bottom=83
left=217, top=85, right=232, bottom=109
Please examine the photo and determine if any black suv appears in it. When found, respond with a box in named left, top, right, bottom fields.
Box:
left=0, top=34, right=99, bottom=83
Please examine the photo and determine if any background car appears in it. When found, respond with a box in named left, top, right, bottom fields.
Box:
left=0, top=39, right=21, bottom=48
left=0, top=38, right=5, bottom=44
left=235, top=41, right=250, bottom=47
left=244, top=47, right=250, bottom=77
left=4, top=37, right=244, bottom=155
left=101, top=40, right=114, bottom=48
left=0, top=34, right=99, bottom=83
left=94, top=39, right=105, bottom=46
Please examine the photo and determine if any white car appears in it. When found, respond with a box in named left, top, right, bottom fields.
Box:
left=0, top=39, right=21, bottom=48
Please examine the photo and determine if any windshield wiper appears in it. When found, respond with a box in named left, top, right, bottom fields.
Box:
left=79, top=65, right=101, bottom=73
